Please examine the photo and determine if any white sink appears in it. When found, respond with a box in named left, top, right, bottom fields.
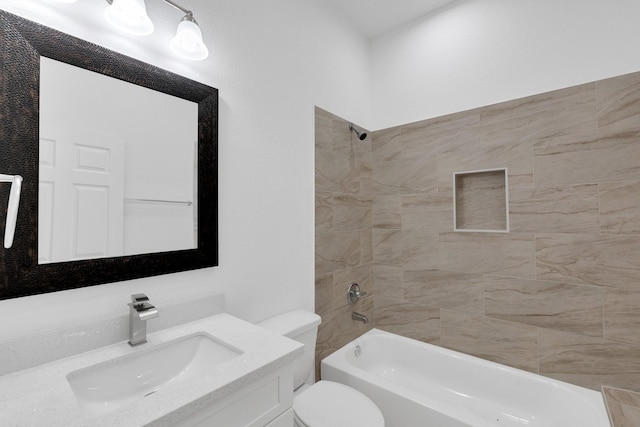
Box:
left=66, top=332, right=243, bottom=416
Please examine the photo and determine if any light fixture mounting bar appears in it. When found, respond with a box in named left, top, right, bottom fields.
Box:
left=104, top=0, right=193, bottom=17
left=161, top=0, right=193, bottom=17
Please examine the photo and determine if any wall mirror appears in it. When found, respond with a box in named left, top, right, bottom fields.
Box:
left=0, top=11, right=218, bottom=299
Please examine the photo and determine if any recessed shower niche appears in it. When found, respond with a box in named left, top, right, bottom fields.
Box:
left=453, top=168, right=509, bottom=233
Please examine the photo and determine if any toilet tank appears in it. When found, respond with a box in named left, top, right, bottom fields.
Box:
left=257, top=310, right=321, bottom=389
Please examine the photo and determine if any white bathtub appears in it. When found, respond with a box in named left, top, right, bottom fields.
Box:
left=321, top=329, right=610, bottom=427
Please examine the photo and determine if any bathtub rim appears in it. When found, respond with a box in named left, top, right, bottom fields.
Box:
left=321, top=328, right=609, bottom=427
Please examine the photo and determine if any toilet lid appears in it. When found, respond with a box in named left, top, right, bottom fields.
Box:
left=294, top=380, right=384, bottom=427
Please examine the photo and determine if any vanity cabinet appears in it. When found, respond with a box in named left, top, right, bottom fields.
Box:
left=265, top=409, right=294, bottom=427
left=172, top=366, right=293, bottom=427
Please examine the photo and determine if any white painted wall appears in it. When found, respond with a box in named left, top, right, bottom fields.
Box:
left=371, top=0, right=640, bottom=129
left=0, top=0, right=371, bottom=340
left=4, top=0, right=639, bottom=343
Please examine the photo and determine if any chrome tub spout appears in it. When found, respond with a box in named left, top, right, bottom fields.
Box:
left=352, top=312, right=368, bottom=324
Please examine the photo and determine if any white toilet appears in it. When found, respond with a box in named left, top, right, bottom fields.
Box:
left=258, top=309, right=385, bottom=427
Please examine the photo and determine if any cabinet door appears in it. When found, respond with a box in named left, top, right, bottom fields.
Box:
left=173, top=366, right=293, bottom=427
left=264, top=408, right=293, bottom=427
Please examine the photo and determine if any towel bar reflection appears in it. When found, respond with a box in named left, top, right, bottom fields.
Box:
left=124, top=198, right=193, bottom=206
left=0, top=174, right=23, bottom=249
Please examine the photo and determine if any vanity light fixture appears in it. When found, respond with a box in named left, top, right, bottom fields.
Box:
left=105, top=0, right=154, bottom=36
left=169, top=12, right=209, bottom=60
left=104, top=0, right=209, bottom=60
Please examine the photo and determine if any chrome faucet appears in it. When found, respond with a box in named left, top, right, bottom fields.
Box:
left=128, top=293, right=159, bottom=346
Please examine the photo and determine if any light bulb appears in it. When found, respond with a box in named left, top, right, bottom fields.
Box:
left=105, top=0, right=154, bottom=36
left=170, top=16, right=209, bottom=61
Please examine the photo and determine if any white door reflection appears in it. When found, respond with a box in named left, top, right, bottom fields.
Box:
left=39, top=129, right=125, bottom=263
left=38, top=57, right=198, bottom=264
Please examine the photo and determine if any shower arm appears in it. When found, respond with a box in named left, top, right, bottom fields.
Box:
left=349, top=123, right=368, bottom=141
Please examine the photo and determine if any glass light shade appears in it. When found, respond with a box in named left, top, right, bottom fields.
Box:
left=105, top=0, right=154, bottom=36
left=170, top=19, right=209, bottom=61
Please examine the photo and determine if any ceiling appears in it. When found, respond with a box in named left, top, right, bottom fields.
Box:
left=326, top=0, right=458, bottom=38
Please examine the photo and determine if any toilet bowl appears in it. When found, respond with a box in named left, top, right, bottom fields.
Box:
left=258, top=310, right=384, bottom=427
left=293, top=380, right=383, bottom=427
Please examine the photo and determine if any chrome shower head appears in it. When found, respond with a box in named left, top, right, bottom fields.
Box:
left=349, top=123, right=367, bottom=141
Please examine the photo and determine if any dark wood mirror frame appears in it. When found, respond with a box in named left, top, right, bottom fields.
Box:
left=0, top=11, right=218, bottom=300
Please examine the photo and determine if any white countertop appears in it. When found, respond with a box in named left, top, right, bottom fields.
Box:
left=0, top=313, right=303, bottom=427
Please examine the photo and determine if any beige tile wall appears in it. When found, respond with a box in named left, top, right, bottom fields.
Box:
left=314, top=107, right=374, bottom=378
left=603, top=386, right=640, bottom=427
left=315, top=69, right=640, bottom=392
